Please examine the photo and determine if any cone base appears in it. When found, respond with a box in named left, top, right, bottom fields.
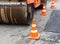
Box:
left=41, top=12, right=47, bottom=16
left=50, top=6, right=56, bottom=9
left=29, top=33, right=40, bottom=40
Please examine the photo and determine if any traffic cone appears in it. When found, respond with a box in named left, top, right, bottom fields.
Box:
left=29, top=19, right=40, bottom=40
left=50, top=0, right=56, bottom=9
left=41, top=5, right=47, bottom=16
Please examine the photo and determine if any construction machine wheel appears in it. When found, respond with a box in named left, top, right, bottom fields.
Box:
left=0, top=3, right=34, bottom=25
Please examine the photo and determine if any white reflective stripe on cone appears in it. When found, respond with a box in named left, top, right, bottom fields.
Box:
left=43, top=6, right=45, bottom=8
left=42, top=10, right=46, bottom=12
left=32, top=24, right=36, bottom=27
left=31, top=30, right=37, bottom=33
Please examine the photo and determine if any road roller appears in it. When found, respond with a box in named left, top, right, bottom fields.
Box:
left=0, top=0, right=47, bottom=25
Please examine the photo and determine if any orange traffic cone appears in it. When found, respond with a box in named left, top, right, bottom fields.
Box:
left=41, top=5, right=47, bottom=16
left=50, top=0, right=56, bottom=9
left=29, top=19, right=40, bottom=40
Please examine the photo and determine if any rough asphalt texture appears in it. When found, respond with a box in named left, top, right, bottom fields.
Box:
left=45, top=10, right=60, bottom=33
left=0, top=0, right=60, bottom=44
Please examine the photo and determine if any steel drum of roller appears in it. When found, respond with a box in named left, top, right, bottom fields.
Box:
left=0, top=0, right=47, bottom=25
left=0, top=2, right=34, bottom=25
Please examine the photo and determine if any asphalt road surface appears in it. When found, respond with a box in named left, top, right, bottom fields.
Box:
left=45, top=10, right=60, bottom=33
left=0, top=0, right=60, bottom=44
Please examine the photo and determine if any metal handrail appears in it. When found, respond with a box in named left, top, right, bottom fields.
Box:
left=0, top=2, right=26, bottom=5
